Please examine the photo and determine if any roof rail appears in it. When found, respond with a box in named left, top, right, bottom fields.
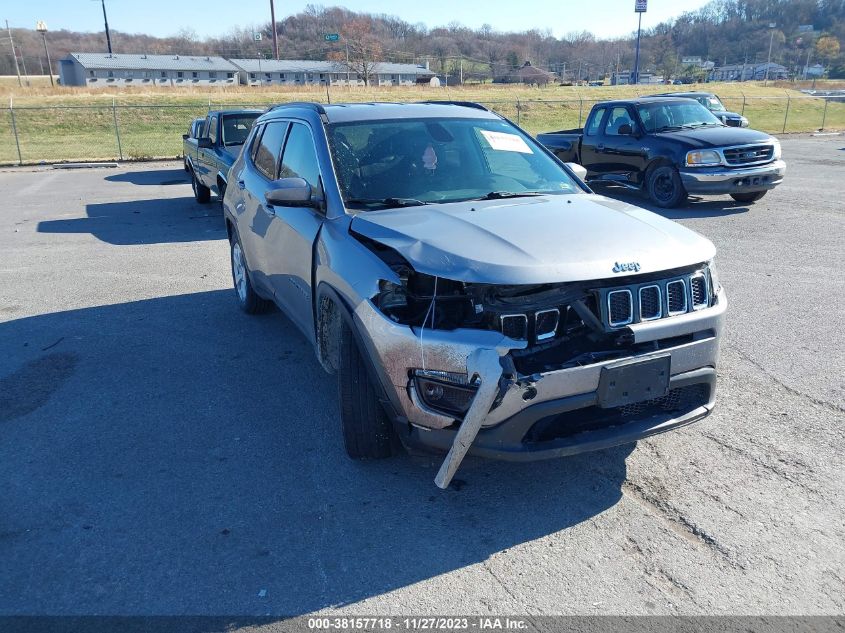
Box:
left=418, top=100, right=490, bottom=111
left=266, top=102, right=327, bottom=114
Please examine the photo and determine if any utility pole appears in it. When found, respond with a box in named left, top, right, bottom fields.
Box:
left=459, top=58, right=463, bottom=85
left=765, top=23, right=776, bottom=86
left=36, top=21, right=54, bottom=86
left=269, top=0, right=279, bottom=60
left=100, top=0, right=113, bottom=54
left=5, top=20, right=22, bottom=87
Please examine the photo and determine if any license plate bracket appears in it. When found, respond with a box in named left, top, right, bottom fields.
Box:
left=597, top=354, right=671, bottom=409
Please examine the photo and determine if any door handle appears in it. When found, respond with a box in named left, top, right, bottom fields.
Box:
left=237, top=179, right=246, bottom=189
left=263, top=204, right=276, bottom=217
left=596, top=144, right=605, bottom=151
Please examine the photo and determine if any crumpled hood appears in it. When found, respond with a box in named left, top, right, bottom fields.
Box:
left=350, top=194, right=715, bottom=284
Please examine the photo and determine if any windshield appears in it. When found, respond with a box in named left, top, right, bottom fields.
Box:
left=221, top=114, right=260, bottom=146
left=696, top=95, right=727, bottom=112
left=637, top=101, right=723, bottom=132
left=327, top=117, right=580, bottom=209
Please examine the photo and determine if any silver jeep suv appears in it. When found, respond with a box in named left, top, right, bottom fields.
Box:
left=223, top=102, right=726, bottom=488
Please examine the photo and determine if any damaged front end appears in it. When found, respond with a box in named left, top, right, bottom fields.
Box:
left=350, top=230, right=725, bottom=488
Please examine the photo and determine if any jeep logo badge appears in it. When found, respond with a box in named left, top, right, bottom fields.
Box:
left=612, top=261, right=641, bottom=273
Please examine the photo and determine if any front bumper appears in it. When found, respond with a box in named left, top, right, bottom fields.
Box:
left=680, top=159, right=786, bottom=195
left=352, top=288, right=726, bottom=461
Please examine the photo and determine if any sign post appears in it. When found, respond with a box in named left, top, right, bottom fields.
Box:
left=632, top=0, right=647, bottom=85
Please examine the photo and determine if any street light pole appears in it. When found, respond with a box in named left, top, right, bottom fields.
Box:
left=633, top=10, right=642, bottom=84
left=100, top=0, right=113, bottom=54
left=269, top=0, right=279, bottom=60
left=36, top=21, right=54, bottom=86
left=765, top=23, right=776, bottom=86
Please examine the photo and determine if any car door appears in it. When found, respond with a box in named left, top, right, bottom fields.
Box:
left=238, top=120, right=289, bottom=298
left=198, top=115, right=218, bottom=187
left=597, top=105, right=647, bottom=182
left=578, top=106, right=608, bottom=177
left=260, top=121, right=326, bottom=341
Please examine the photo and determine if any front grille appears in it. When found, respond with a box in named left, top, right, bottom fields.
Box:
left=723, top=144, right=774, bottom=166
left=501, top=314, right=528, bottom=340
left=600, top=268, right=712, bottom=329
left=638, top=285, right=662, bottom=320
left=607, top=289, right=633, bottom=326
left=526, top=383, right=711, bottom=443
left=535, top=308, right=560, bottom=341
left=690, top=274, right=708, bottom=310
left=667, top=280, right=687, bottom=315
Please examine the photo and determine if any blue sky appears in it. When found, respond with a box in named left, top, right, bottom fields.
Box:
left=8, top=0, right=713, bottom=39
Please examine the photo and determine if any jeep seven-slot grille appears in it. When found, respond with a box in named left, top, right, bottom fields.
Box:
left=601, top=270, right=710, bottom=329
left=723, top=144, right=774, bottom=166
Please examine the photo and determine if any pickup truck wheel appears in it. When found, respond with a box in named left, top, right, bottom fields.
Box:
left=338, top=321, right=393, bottom=460
left=646, top=165, right=688, bottom=208
left=230, top=233, right=272, bottom=314
left=192, top=170, right=211, bottom=203
left=730, top=191, right=767, bottom=204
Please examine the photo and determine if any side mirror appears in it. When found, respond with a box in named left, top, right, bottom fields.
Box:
left=197, top=137, right=213, bottom=149
left=265, top=177, right=314, bottom=207
left=566, top=163, right=588, bottom=181
left=618, top=123, right=633, bottom=136
left=182, top=133, right=189, bottom=140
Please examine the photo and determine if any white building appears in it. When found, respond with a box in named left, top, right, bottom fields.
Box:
left=59, top=53, right=240, bottom=87
left=228, top=59, right=434, bottom=87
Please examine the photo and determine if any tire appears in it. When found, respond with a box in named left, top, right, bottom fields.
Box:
left=192, top=169, right=211, bottom=203
left=646, top=165, right=688, bottom=208
left=229, top=231, right=272, bottom=314
left=730, top=191, right=767, bottom=204
left=338, top=321, right=393, bottom=460
left=218, top=182, right=226, bottom=211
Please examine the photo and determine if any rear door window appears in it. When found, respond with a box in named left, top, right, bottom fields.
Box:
left=253, top=121, right=289, bottom=180
left=604, top=107, right=634, bottom=136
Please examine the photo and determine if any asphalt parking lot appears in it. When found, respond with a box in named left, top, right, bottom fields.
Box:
left=1, top=136, right=843, bottom=616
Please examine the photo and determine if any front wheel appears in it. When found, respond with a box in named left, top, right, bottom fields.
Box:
left=730, top=191, right=767, bottom=204
left=646, top=165, right=688, bottom=208
left=338, top=322, right=393, bottom=460
left=192, top=170, right=210, bottom=203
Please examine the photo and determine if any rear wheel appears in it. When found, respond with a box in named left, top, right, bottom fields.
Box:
left=192, top=169, right=210, bottom=203
left=646, top=165, right=688, bottom=208
left=229, top=231, right=272, bottom=314
left=730, top=191, right=767, bottom=204
left=338, top=322, right=393, bottom=460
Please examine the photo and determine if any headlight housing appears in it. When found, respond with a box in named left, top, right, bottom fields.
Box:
left=771, top=138, right=782, bottom=160
left=685, top=149, right=722, bottom=167
left=707, top=259, right=721, bottom=297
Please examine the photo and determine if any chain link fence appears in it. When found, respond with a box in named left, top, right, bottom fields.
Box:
left=2, top=96, right=844, bottom=165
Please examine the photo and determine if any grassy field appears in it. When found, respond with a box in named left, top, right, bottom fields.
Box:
left=2, top=80, right=844, bottom=164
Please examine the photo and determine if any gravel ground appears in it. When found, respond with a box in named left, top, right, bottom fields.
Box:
left=0, top=135, right=843, bottom=616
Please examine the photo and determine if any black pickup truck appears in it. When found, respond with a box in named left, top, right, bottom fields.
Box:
left=537, top=97, right=785, bottom=207
left=184, top=110, right=262, bottom=204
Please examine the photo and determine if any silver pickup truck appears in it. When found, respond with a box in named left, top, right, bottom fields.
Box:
left=222, top=101, right=727, bottom=488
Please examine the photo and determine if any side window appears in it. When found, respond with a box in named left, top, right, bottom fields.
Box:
left=605, top=107, right=634, bottom=136
left=279, top=123, right=322, bottom=194
left=249, top=124, right=264, bottom=162
left=585, top=107, right=606, bottom=136
left=253, top=121, right=288, bottom=180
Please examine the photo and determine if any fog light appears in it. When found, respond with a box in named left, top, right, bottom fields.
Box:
left=413, top=370, right=478, bottom=417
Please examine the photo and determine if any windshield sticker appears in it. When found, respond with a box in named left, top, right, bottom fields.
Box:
left=422, top=143, right=438, bottom=170
left=480, top=130, right=533, bottom=154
